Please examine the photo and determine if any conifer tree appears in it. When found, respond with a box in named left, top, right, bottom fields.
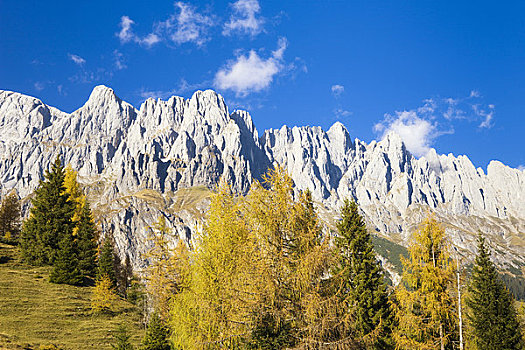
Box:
left=394, top=216, right=457, bottom=350
left=334, top=199, right=394, bottom=349
left=76, top=201, right=98, bottom=279
left=0, top=191, right=21, bottom=241
left=91, top=274, right=118, bottom=313
left=466, top=234, right=524, bottom=349
left=97, top=236, right=117, bottom=287
left=64, top=165, right=85, bottom=235
left=112, top=324, right=135, bottom=350
left=144, top=216, right=188, bottom=320
left=49, top=227, right=83, bottom=285
left=140, top=313, right=172, bottom=350
left=20, top=156, right=75, bottom=265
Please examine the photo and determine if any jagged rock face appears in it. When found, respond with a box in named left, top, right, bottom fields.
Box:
left=1, top=86, right=524, bottom=273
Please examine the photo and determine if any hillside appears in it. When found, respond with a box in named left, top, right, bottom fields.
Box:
left=0, top=243, right=144, bottom=349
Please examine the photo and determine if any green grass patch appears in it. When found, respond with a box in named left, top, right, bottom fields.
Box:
left=0, top=243, right=145, bottom=349
left=372, top=235, right=409, bottom=275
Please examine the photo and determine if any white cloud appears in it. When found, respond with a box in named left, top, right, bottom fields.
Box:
left=117, top=16, right=135, bottom=43
left=117, top=15, right=160, bottom=47
left=155, top=2, right=214, bottom=46
left=331, top=84, right=344, bottom=97
left=139, top=79, right=207, bottom=100
left=375, top=111, right=438, bottom=157
left=68, top=53, right=86, bottom=66
left=473, top=104, right=495, bottom=128
left=470, top=90, right=480, bottom=98
left=113, top=50, right=126, bottom=70
left=334, top=108, right=351, bottom=119
left=518, top=165, right=525, bottom=171
left=57, top=84, right=65, bottom=95
left=34, top=82, right=44, bottom=91
left=373, top=91, right=495, bottom=157
left=223, top=0, right=264, bottom=36
left=214, top=38, right=287, bottom=96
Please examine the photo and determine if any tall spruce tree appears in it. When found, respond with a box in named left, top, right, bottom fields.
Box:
left=76, top=201, right=98, bottom=280
left=97, top=236, right=117, bottom=287
left=140, top=313, right=172, bottom=350
left=334, top=199, right=394, bottom=349
left=112, top=324, right=135, bottom=350
left=20, top=156, right=76, bottom=265
left=466, top=234, right=524, bottom=350
left=49, top=227, right=83, bottom=285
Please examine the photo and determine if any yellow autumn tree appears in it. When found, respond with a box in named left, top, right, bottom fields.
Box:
left=64, top=165, right=86, bottom=235
left=143, top=216, right=190, bottom=320
left=170, top=166, right=346, bottom=349
left=245, top=168, right=340, bottom=349
left=91, top=274, right=117, bottom=313
left=171, top=181, right=260, bottom=349
left=394, top=216, right=458, bottom=350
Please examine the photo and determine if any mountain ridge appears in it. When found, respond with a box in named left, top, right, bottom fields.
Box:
left=1, top=85, right=524, bottom=276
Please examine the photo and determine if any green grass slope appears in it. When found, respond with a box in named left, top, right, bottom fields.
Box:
left=0, top=243, right=144, bottom=349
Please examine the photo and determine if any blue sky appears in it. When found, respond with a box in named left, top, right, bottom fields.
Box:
left=1, top=0, right=524, bottom=169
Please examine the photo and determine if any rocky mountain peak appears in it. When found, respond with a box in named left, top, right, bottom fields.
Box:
left=0, top=86, right=523, bottom=274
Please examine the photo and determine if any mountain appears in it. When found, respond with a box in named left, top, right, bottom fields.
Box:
left=1, top=85, right=524, bottom=280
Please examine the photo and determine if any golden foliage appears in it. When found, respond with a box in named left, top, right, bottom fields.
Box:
left=170, top=166, right=351, bottom=349
left=91, top=274, right=117, bottom=313
left=64, top=165, right=86, bottom=235
left=143, top=216, right=190, bottom=320
left=394, top=216, right=457, bottom=350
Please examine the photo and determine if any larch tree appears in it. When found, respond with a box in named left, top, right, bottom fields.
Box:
left=394, top=216, right=457, bottom=350
left=143, top=216, right=189, bottom=320
left=466, top=233, right=524, bottom=350
left=0, top=190, right=21, bottom=241
left=20, top=156, right=76, bottom=265
left=333, top=199, right=394, bottom=349
left=92, top=273, right=118, bottom=313
left=64, top=165, right=85, bottom=235
left=171, top=181, right=257, bottom=349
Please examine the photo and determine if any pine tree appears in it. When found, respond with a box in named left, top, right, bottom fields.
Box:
left=334, top=199, right=394, bottom=349
left=20, top=156, right=75, bottom=265
left=97, top=236, right=117, bottom=287
left=49, top=228, right=83, bottom=285
left=0, top=191, right=21, bottom=241
left=140, top=313, right=172, bottom=350
left=466, top=234, right=524, bottom=350
left=76, top=201, right=98, bottom=280
left=112, top=324, right=135, bottom=350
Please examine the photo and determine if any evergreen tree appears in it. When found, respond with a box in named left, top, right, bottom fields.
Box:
left=49, top=228, right=83, bottom=285
left=112, top=324, right=135, bottom=350
left=97, top=237, right=117, bottom=287
left=466, top=234, right=524, bottom=349
left=0, top=191, right=21, bottom=241
left=394, top=216, right=458, bottom=350
left=140, top=313, right=172, bottom=350
left=334, top=199, right=394, bottom=349
left=76, top=201, right=98, bottom=279
left=20, top=156, right=75, bottom=265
